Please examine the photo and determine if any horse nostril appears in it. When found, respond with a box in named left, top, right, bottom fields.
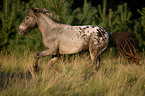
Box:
left=17, top=28, right=21, bottom=32
left=17, top=28, right=24, bottom=35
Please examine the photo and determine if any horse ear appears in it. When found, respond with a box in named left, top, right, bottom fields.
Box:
left=29, top=7, right=39, bottom=16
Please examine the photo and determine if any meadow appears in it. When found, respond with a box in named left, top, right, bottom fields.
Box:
left=0, top=49, right=145, bottom=96
left=0, top=0, right=145, bottom=95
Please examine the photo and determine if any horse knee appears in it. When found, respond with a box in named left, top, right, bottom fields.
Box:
left=49, top=57, right=58, bottom=64
left=48, top=57, right=58, bottom=68
left=34, top=53, right=40, bottom=59
left=48, top=57, right=62, bottom=73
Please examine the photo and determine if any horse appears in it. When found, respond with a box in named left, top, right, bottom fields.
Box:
left=17, top=7, right=140, bottom=73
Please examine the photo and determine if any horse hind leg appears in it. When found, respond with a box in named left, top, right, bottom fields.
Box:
left=88, top=36, right=103, bottom=72
left=89, top=49, right=100, bottom=72
left=88, top=43, right=99, bottom=72
left=83, top=47, right=100, bottom=78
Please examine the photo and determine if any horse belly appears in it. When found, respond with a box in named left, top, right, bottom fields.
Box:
left=59, top=40, right=88, bottom=54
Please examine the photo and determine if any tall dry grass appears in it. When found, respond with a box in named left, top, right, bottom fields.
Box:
left=0, top=50, right=145, bottom=96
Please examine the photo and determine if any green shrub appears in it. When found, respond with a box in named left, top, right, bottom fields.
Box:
left=134, top=8, right=145, bottom=49
left=0, top=0, right=144, bottom=52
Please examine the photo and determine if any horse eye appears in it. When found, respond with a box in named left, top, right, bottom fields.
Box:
left=26, top=17, right=29, bottom=19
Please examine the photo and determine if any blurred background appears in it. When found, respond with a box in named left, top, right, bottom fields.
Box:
left=0, top=0, right=145, bottom=53
left=0, top=1, right=145, bottom=95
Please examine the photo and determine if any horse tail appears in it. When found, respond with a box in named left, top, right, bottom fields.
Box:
left=109, top=32, right=140, bottom=63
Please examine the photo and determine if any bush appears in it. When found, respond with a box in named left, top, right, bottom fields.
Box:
left=0, top=0, right=144, bottom=52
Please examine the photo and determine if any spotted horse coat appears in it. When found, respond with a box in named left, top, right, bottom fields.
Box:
left=62, top=25, right=109, bottom=55
left=64, top=25, right=109, bottom=71
left=49, top=24, right=109, bottom=72
left=17, top=7, right=110, bottom=73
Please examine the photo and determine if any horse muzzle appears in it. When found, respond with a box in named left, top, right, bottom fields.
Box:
left=17, top=28, right=25, bottom=35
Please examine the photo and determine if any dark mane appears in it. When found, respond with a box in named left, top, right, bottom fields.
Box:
left=36, top=8, right=64, bottom=24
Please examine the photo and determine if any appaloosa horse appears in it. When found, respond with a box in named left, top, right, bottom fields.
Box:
left=17, top=7, right=139, bottom=73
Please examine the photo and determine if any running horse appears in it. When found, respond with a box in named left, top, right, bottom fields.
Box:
left=17, top=7, right=140, bottom=73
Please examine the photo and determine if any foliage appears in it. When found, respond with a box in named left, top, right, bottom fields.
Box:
left=0, top=0, right=144, bottom=52
left=134, top=8, right=145, bottom=49
left=72, top=0, right=97, bottom=25
left=138, top=8, right=145, bottom=29
left=0, top=0, right=35, bottom=50
left=0, top=0, right=20, bottom=49
left=96, top=1, right=132, bottom=32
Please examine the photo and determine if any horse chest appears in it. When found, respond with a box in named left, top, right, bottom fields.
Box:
left=42, top=37, right=59, bottom=49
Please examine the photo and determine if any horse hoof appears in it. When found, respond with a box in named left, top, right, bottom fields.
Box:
left=33, top=66, right=39, bottom=73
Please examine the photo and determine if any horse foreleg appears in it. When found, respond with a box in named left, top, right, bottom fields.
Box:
left=48, top=57, right=62, bottom=73
left=33, top=49, right=57, bottom=72
left=33, top=53, right=40, bottom=72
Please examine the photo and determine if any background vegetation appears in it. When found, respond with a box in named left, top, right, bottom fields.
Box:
left=0, top=0, right=145, bottom=95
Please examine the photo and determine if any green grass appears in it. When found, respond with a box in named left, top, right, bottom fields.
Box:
left=0, top=50, right=145, bottom=96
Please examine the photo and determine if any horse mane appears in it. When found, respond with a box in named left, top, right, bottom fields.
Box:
left=33, top=7, right=64, bottom=24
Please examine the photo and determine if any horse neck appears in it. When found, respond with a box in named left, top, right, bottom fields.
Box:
left=37, top=13, right=59, bottom=37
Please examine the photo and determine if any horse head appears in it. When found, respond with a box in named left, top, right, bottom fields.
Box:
left=17, top=7, right=39, bottom=35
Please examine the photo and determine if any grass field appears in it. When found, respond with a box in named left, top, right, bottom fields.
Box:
left=0, top=49, right=145, bottom=96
